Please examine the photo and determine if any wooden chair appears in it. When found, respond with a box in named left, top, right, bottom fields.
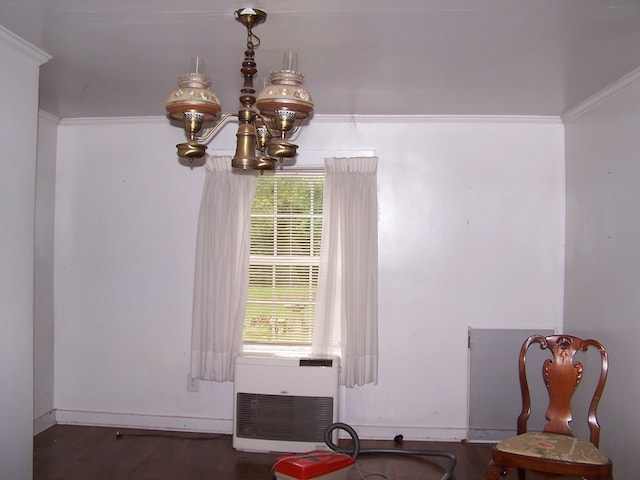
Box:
left=486, top=334, right=612, bottom=479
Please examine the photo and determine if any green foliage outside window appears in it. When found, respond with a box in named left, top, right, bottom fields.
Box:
left=243, top=172, right=324, bottom=346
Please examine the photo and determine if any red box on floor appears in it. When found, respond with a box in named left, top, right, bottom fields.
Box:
left=273, top=451, right=355, bottom=480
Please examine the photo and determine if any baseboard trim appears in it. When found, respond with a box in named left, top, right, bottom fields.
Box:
left=34, top=410, right=56, bottom=434
left=342, top=424, right=467, bottom=442
left=55, top=409, right=233, bottom=434
left=44, top=409, right=467, bottom=442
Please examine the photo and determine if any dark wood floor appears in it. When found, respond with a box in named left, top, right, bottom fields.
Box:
left=34, top=424, right=508, bottom=480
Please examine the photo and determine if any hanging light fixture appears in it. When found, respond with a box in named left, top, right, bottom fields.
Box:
left=165, top=8, right=313, bottom=171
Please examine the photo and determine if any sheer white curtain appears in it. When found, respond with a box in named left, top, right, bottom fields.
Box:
left=190, top=156, right=257, bottom=382
left=312, top=157, right=379, bottom=387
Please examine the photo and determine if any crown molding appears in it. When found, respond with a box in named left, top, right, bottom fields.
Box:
left=59, top=116, right=170, bottom=126
left=308, top=114, right=561, bottom=124
left=39, top=110, right=60, bottom=124
left=59, top=113, right=561, bottom=126
left=562, top=66, right=640, bottom=122
left=0, top=26, right=50, bottom=64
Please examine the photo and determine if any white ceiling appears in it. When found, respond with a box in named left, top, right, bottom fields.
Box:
left=2, top=0, right=640, bottom=119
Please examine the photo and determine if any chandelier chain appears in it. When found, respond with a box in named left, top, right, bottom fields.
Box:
left=246, top=28, right=261, bottom=51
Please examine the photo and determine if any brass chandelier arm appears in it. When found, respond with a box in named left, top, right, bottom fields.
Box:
left=196, top=112, right=237, bottom=143
left=252, top=108, right=278, bottom=137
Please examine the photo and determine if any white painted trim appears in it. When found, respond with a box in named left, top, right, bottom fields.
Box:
left=311, top=114, right=562, bottom=125
left=337, top=423, right=467, bottom=442
left=39, top=110, right=61, bottom=124
left=58, top=114, right=562, bottom=125
left=0, top=25, right=50, bottom=64
left=562, top=66, right=640, bottom=122
left=59, top=116, right=170, bottom=126
left=33, top=410, right=56, bottom=435
left=45, top=409, right=465, bottom=441
left=55, top=409, right=233, bottom=434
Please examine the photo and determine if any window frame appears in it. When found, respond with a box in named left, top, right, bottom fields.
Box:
left=242, top=168, right=324, bottom=355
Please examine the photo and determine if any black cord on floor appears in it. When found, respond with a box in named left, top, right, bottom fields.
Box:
left=324, top=423, right=457, bottom=480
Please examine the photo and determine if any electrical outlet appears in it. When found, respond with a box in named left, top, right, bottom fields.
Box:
left=186, top=374, right=200, bottom=392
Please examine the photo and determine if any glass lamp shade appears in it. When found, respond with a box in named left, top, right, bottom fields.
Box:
left=256, top=69, right=314, bottom=120
left=165, top=71, right=222, bottom=122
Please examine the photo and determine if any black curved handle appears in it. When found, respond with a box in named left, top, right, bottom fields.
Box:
left=323, top=422, right=361, bottom=458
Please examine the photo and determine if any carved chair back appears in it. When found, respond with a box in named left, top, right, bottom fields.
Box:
left=517, top=334, right=608, bottom=446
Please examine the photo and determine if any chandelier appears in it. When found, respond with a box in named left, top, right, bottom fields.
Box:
left=165, top=8, right=314, bottom=171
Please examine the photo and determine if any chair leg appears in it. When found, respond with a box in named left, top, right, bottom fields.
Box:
left=485, top=461, right=506, bottom=480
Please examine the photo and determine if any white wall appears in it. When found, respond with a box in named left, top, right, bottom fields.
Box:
left=52, top=115, right=564, bottom=439
left=34, top=111, right=59, bottom=433
left=0, top=27, right=49, bottom=480
left=564, top=70, right=640, bottom=480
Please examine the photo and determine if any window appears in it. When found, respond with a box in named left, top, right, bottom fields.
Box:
left=243, top=170, right=324, bottom=352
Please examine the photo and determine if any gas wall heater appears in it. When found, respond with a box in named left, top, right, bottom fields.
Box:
left=233, top=354, right=340, bottom=453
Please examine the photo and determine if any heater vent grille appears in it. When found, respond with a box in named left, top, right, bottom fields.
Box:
left=236, top=392, right=334, bottom=442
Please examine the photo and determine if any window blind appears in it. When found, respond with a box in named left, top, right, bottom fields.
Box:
left=243, top=170, right=324, bottom=347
